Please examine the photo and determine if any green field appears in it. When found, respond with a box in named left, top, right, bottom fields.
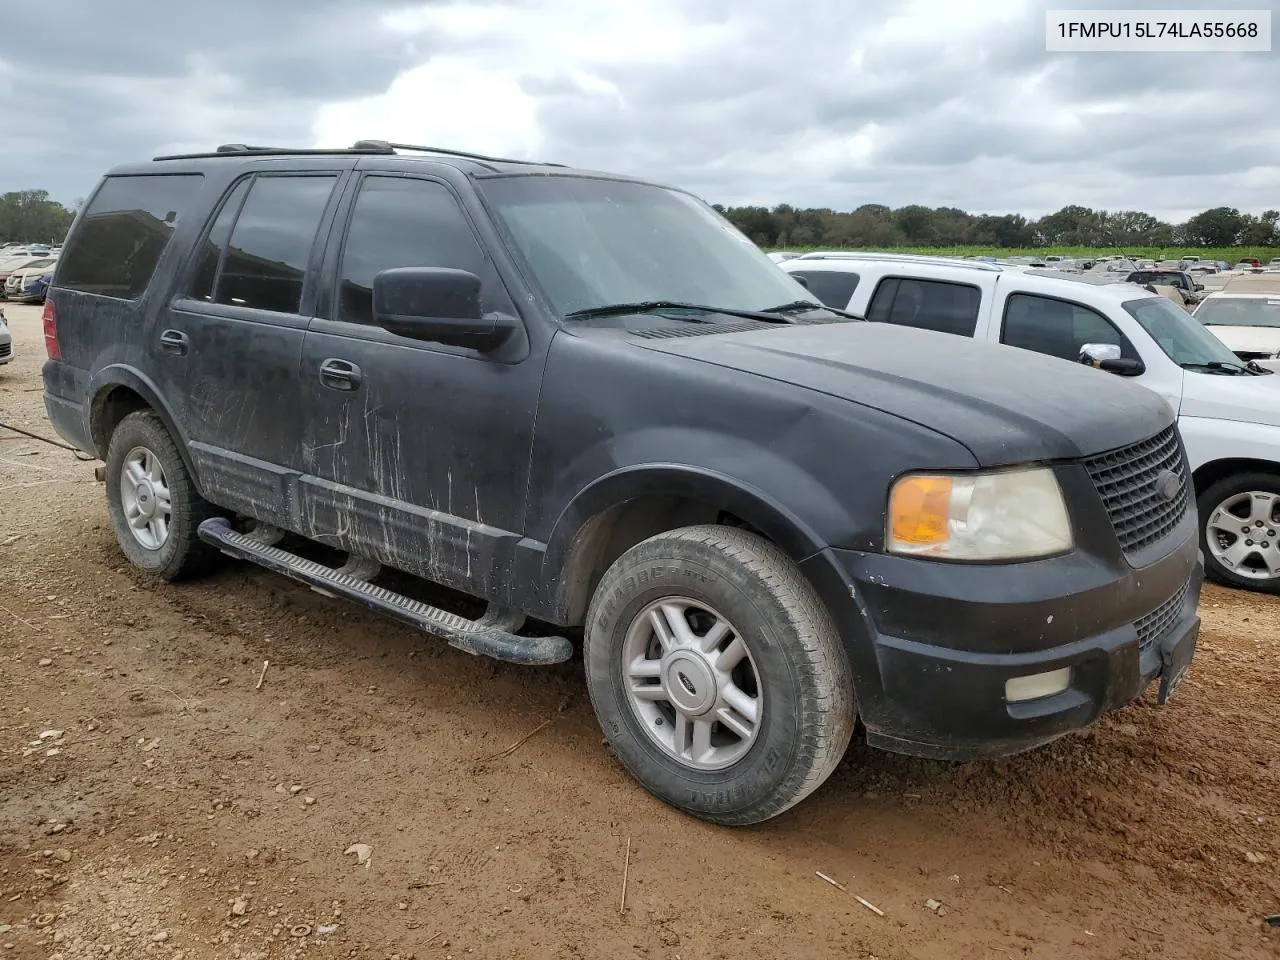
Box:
left=768, top=245, right=1278, bottom=263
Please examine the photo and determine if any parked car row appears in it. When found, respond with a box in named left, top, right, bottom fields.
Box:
left=0, top=241, right=59, bottom=258
left=0, top=251, right=58, bottom=302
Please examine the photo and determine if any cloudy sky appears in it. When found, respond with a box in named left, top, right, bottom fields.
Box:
left=2, top=0, right=1277, bottom=220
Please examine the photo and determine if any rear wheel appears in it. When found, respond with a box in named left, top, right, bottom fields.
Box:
left=105, top=410, right=221, bottom=581
left=585, top=525, right=855, bottom=825
left=1199, top=471, right=1280, bottom=593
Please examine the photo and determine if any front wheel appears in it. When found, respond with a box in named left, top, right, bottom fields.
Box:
left=584, top=525, right=855, bottom=825
left=1198, top=471, right=1280, bottom=593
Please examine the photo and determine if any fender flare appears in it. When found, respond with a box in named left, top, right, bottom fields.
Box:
left=88, top=365, right=203, bottom=493
left=542, top=463, right=832, bottom=622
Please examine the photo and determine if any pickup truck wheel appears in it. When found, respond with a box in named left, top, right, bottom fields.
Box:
left=105, top=411, right=220, bottom=581
left=585, top=525, right=855, bottom=825
left=1199, top=472, right=1280, bottom=593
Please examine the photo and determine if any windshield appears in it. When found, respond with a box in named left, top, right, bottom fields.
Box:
left=1196, top=298, right=1280, bottom=329
left=480, top=176, right=817, bottom=317
left=1123, top=297, right=1243, bottom=367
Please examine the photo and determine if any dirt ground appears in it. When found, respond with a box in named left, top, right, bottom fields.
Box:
left=0, top=302, right=1276, bottom=960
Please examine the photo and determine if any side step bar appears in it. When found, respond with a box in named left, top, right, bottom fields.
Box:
left=197, top=518, right=573, bottom=666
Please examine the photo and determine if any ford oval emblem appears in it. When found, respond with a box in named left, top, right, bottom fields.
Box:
left=1156, top=469, right=1180, bottom=502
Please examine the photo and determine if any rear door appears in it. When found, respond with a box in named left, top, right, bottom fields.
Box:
left=158, top=168, right=347, bottom=524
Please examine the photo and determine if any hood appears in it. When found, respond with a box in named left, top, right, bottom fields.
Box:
left=1180, top=368, right=1280, bottom=427
left=1201, top=325, right=1280, bottom=357
left=635, top=321, right=1174, bottom=467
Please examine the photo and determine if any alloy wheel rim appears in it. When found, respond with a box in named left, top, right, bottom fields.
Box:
left=621, top=597, right=763, bottom=771
left=119, top=446, right=172, bottom=550
left=1205, top=490, right=1280, bottom=580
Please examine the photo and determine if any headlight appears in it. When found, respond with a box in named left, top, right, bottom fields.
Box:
left=888, top=467, right=1072, bottom=561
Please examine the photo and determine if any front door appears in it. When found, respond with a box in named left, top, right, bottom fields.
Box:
left=159, top=170, right=345, bottom=525
left=995, top=290, right=1185, bottom=411
left=297, top=173, right=541, bottom=602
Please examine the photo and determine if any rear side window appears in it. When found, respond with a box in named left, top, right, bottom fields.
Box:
left=336, top=176, right=504, bottom=325
left=788, top=270, right=859, bottom=309
left=1001, top=293, right=1139, bottom=362
left=214, top=175, right=337, bottom=314
left=867, top=277, right=980, bottom=336
left=56, top=174, right=204, bottom=299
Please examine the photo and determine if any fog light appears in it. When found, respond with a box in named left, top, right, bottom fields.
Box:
left=1005, top=667, right=1072, bottom=703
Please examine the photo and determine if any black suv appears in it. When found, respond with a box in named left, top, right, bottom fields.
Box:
left=41, top=142, right=1202, bottom=825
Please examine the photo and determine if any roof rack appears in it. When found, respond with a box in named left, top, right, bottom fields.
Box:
left=153, top=144, right=393, bottom=161
left=795, top=251, right=1003, bottom=273
left=153, top=140, right=564, bottom=168
left=351, top=140, right=566, bottom=167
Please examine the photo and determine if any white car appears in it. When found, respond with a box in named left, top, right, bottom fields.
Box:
left=0, top=307, right=12, bottom=366
left=783, top=252, right=1280, bottom=593
left=1194, top=292, right=1280, bottom=368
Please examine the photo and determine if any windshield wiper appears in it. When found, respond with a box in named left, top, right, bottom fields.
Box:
left=761, top=300, right=863, bottom=321
left=1181, top=360, right=1253, bottom=375
left=563, top=300, right=796, bottom=324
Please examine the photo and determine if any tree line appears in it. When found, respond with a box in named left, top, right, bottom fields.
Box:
left=713, top=202, right=1280, bottom=250
left=4, top=185, right=1277, bottom=253
left=0, top=191, right=77, bottom=245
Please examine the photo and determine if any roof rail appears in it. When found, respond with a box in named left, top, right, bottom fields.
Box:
left=153, top=140, right=564, bottom=168
left=795, top=251, right=1003, bottom=273
left=351, top=140, right=565, bottom=167
left=153, top=144, right=394, bottom=161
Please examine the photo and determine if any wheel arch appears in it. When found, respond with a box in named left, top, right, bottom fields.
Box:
left=1192, top=457, right=1280, bottom=498
left=546, top=465, right=829, bottom=626
left=89, top=366, right=202, bottom=494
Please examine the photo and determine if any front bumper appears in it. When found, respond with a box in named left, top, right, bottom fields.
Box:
left=800, top=512, right=1202, bottom=762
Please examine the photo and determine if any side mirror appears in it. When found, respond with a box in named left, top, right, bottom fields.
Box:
left=1079, top=343, right=1144, bottom=376
left=1195, top=282, right=1205, bottom=291
left=792, top=274, right=810, bottom=289
left=373, top=267, right=515, bottom=351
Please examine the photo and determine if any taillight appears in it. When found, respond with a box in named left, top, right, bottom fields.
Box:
left=42, top=299, right=61, bottom=360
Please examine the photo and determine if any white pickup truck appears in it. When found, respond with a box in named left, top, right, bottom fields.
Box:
left=782, top=252, right=1280, bottom=594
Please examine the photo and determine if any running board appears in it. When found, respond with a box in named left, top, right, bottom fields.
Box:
left=197, top=518, right=573, bottom=666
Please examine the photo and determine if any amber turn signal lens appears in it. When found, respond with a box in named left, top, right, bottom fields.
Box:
left=889, top=475, right=953, bottom=546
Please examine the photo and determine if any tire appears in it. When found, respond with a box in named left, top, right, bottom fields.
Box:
left=1198, top=471, right=1280, bottom=594
left=585, top=525, right=855, bottom=825
left=104, top=410, right=221, bottom=581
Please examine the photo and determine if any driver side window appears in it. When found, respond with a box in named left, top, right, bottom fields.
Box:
left=336, top=176, right=511, bottom=325
left=1001, top=293, right=1139, bottom=363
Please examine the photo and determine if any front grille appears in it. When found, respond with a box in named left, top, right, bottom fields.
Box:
left=0, top=342, right=11, bottom=359
left=1134, top=583, right=1188, bottom=652
left=1082, top=425, right=1189, bottom=556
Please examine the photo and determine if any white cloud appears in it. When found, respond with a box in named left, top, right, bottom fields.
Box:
left=5, top=0, right=1280, bottom=221
left=312, top=57, right=542, bottom=157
